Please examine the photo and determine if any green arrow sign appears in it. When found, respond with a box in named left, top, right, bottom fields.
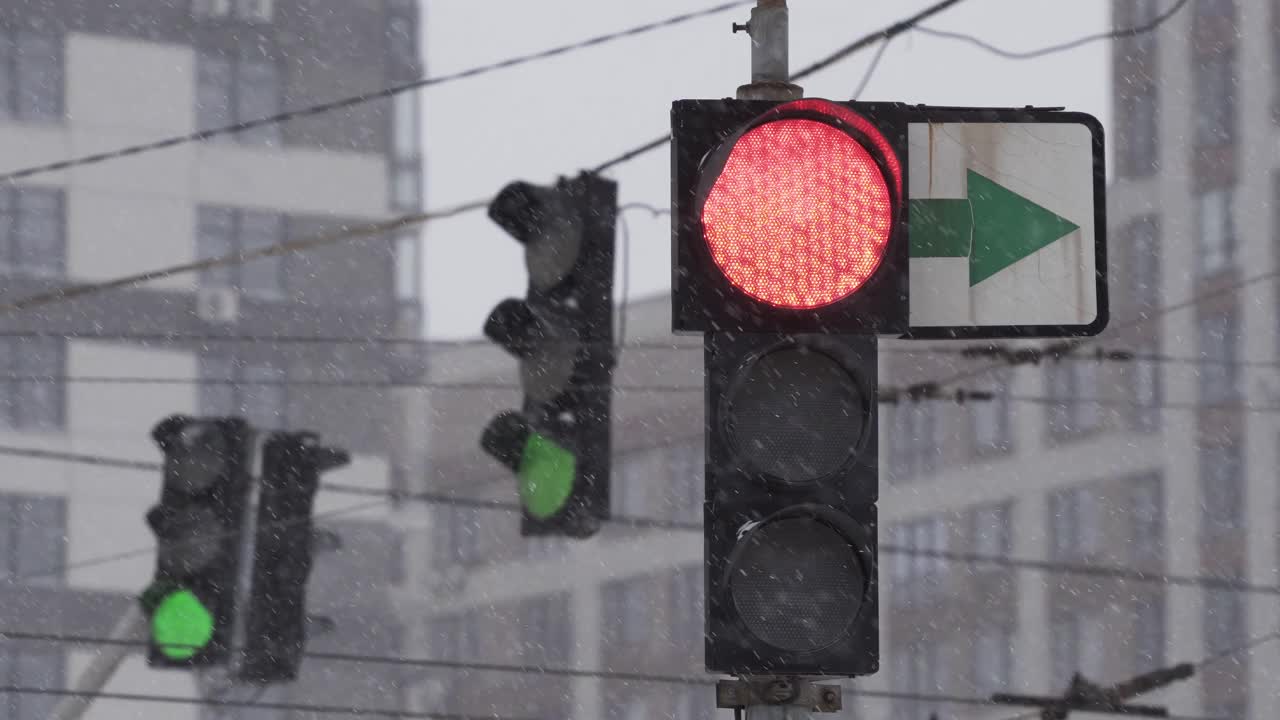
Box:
left=909, top=169, right=1080, bottom=286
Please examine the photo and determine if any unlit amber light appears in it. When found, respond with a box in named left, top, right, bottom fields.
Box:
left=701, top=118, right=893, bottom=310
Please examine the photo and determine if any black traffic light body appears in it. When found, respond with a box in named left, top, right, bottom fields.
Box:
left=674, top=98, right=897, bottom=676
left=144, top=415, right=253, bottom=668
left=480, top=172, right=617, bottom=538
left=672, top=98, right=910, bottom=335
left=703, top=333, right=879, bottom=675
left=240, top=431, right=349, bottom=683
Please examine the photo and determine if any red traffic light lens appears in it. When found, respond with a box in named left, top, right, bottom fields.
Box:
left=700, top=117, right=894, bottom=310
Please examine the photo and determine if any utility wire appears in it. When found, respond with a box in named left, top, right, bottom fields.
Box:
left=0, top=631, right=1232, bottom=720
left=0, top=1, right=979, bottom=314
left=852, top=36, right=894, bottom=99
left=2, top=444, right=1275, bottom=597
left=0, top=685, right=531, bottom=720
left=0, top=1, right=751, bottom=184
left=915, top=0, right=1190, bottom=60
left=592, top=0, right=973, bottom=173
left=3, top=497, right=386, bottom=584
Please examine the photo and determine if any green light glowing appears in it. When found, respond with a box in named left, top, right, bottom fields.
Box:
left=518, top=433, right=576, bottom=520
left=151, top=589, right=214, bottom=660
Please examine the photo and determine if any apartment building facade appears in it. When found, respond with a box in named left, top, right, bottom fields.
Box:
left=0, top=1, right=422, bottom=718
left=410, top=2, right=1278, bottom=720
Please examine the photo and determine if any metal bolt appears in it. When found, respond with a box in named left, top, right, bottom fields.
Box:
left=765, top=679, right=795, bottom=704
left=732, top=21, right=750, bottom=33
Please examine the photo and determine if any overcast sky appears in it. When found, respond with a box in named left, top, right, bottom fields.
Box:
left=419, top=0, right=1110, bottom=339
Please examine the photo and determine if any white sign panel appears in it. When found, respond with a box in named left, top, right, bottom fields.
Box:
left=905, top=118, right=1105, bottom=338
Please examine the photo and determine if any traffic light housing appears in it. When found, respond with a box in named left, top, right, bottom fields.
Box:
left=703, top=333, right=879, bottom=675
left=672, top=98, right=908, bottom=334
left=674, top=98, right=892, bottom=676
left=480, top=172, right=617, bottom=538
left=240, top=431, right=349, bottom=683
left=142, top=415, right=252, bottom=668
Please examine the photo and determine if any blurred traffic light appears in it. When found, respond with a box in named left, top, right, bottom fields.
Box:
left=480, top=172, right=617, bottom=537
left=672, top=98, right=907, bottom=333
left=142, top=415, right=252, bottom=667
left=673, top=98, right=898, bottom=675
left=240, top=431, right=349, bottom=683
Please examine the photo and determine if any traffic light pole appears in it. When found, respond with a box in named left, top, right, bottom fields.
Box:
left=47, top=606, right=149, bottom=720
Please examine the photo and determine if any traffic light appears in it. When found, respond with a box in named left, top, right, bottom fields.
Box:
left=240, top=431, right=349, bottom=683
left=672, top=98, right=907, bottom=333
left=673, top=98, right=896, bottom=675
left=142, top=415, right=252, bottom=668
left=480, top=172, right=617, bottom=537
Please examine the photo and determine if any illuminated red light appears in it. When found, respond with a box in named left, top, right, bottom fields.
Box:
left=700, top=118, right=894, bottom=310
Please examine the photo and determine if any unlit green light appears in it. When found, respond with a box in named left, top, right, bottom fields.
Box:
left=152, top=589, right=214, bottom=660
left=518, top=433, right=576, bottom=519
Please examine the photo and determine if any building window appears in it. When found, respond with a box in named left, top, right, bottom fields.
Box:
left=613, top=446, right=665, bottom=519
left=1050, top=611, right=1103, bottom=680
left=970, top=370, right=1012, bottom=454
left=1046, top=359, right=1100, bottom=436
left=1133, top=593, right=1165, bottom=673
left=1199, top=444, right=1243, bottom=535
left=0, top=30, right=63, bottom=122
left=0, top=187, right=65, bottom=277
left=659, top=442, right=701, bottom=525
left=0, top=649, right=65, bottom=720
left=887, top=515, right=949, bottom=605
left=1197, top=310, right=1238, bottom=403
left=1119, top=87, right=1158, bottom=178
left=198, top=355, right=287, bottom=429
left=972, top=623, right=1013, bottom=695
left=1126, top=216, right=1160, bottom=309
left=390, top=93, right=423, bottom=211
left=1048, top=485, right=1101, bottom=560
left=1196, top=188, right=1236, bottom=276
left=891, top=642, right=946, bottom=720
left=1130, top=474, right=1164, bottom=563
left=197, top=207, right=285, bottom=298
left=0, top=493, right=67, bottom=583
left=1129, top=342, right=1162, bottom=432
left=670, top=564, right=703, bottom=655
left=196, top=47, right=281, bottom=146
left=890, top=400, right=938, bottom=481
left=969, top=501, right=1011, bottom=569
left=0, top=338, right=65, bottom=431
left=1203, top=589, right=1244, bottom=656
left=434, top=506, right=480, bottom=568
left=1194, top=53, right=1236, bottom=147
left=520, top=594, right=570, bottom=665
left=602, top=574, right=655, bottom=647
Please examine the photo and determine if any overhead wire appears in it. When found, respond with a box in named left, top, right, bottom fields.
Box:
left=2, top=444, right=1275, bottom=596
left=0, top=685, right=530, bottom=720
left=0, top=631, right=1237, bottom=720
left=914, top=0, right=1190, bottom=60
left=0, top=0, right=753, bottom=184
left=591, top=0, right=974, bottom=174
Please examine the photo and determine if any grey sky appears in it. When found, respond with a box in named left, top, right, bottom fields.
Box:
left=420, top=0, right=1110, bottom=339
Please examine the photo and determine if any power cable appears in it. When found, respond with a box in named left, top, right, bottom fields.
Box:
left=2, top=444, right=1275, bottom=596
left=0, top=373, right=701, bottom=394
left=591, top=0, right=974, bottom=174
left=3, top=497, right=386, bottom=584
left=0, top=1, right=752, bottom=184
left=0, top=685, right=531, bottom=720
left=914, top=0, right=1190, bottom=60
left=1, top=1, right=979, bottom=314
left=852, top=35, right=894, bottom=99
left=891, top=265, right=1280, bottom=396
left=0, top=631, right=1233, bottom=720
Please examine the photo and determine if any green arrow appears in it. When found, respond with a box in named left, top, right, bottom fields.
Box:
left=909, top=169, right=1080, bottom=286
